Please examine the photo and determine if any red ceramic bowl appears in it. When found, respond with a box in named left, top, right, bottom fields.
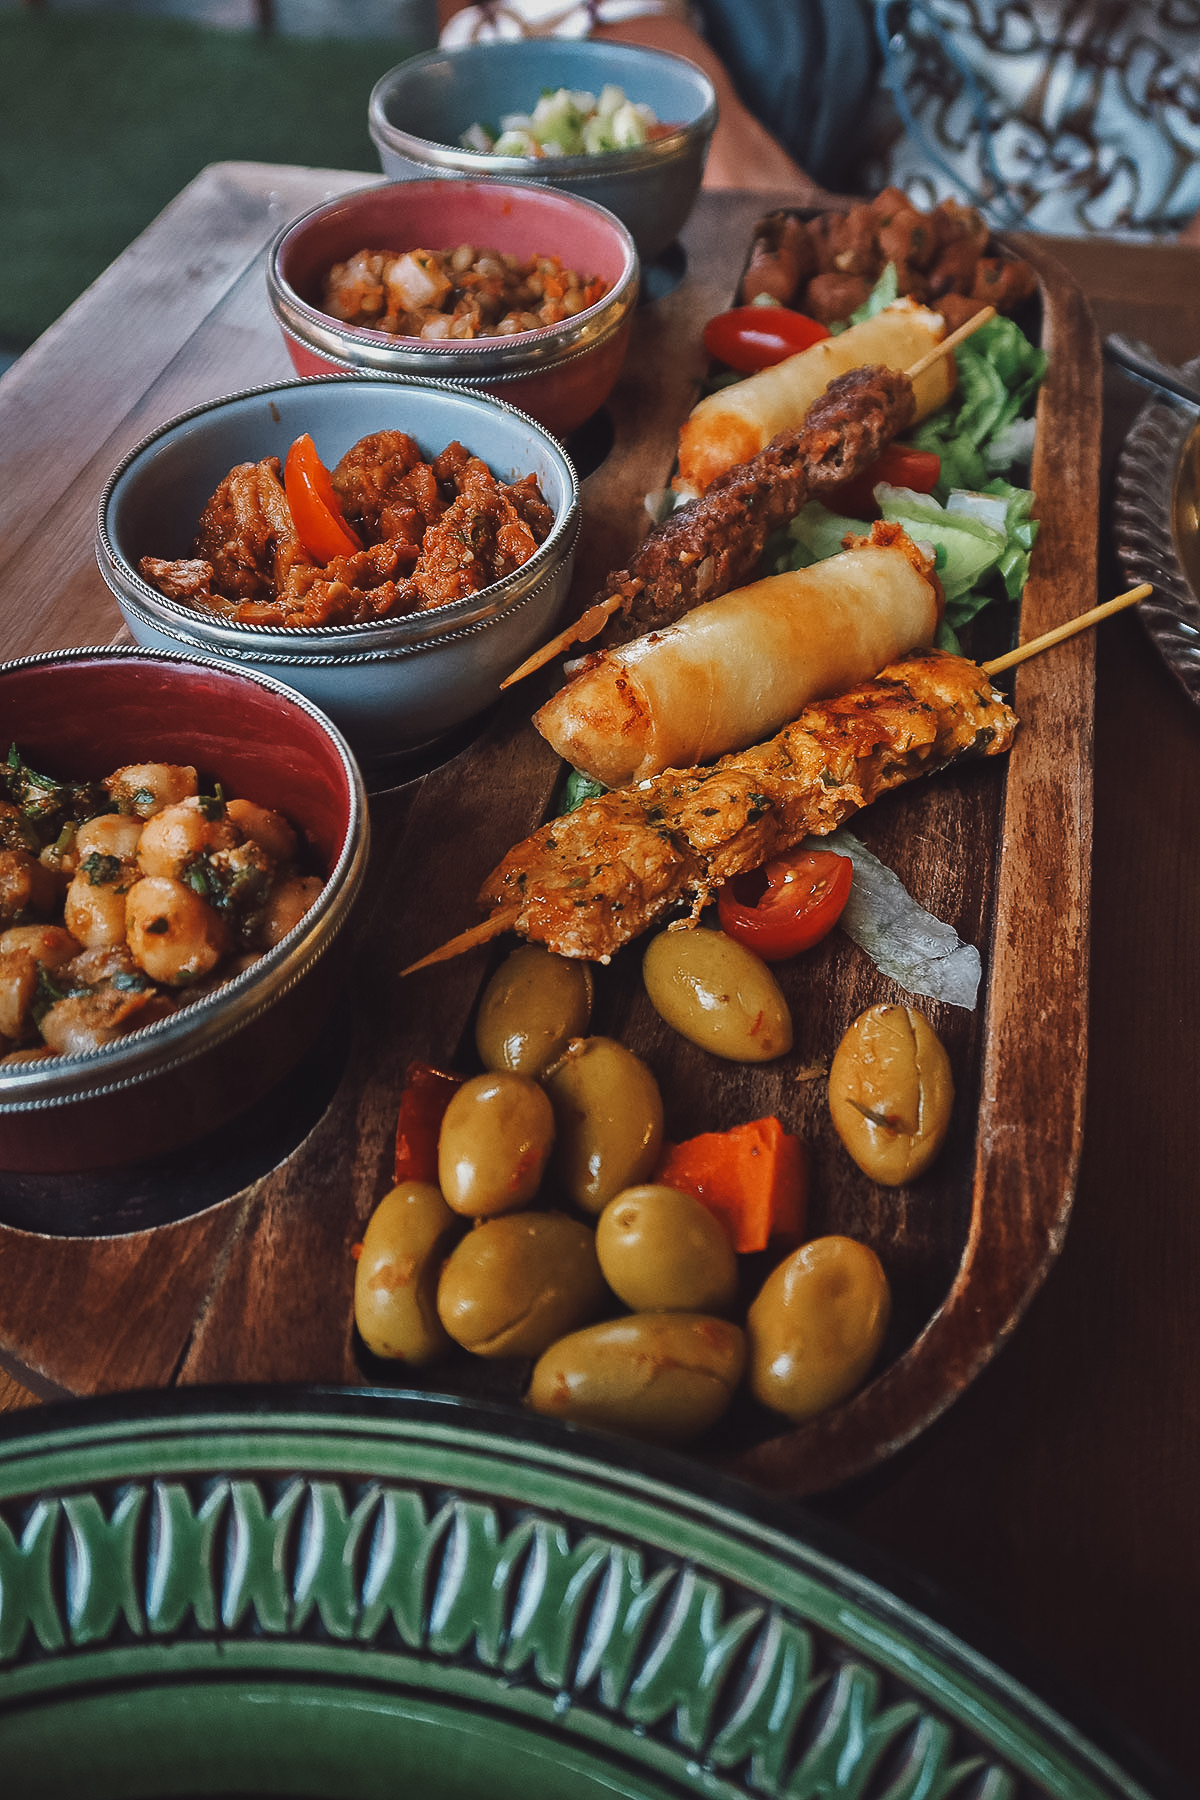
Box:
left=0, top=649, right=368, bottom=1174
left=267, top=178, right=639, bottom=439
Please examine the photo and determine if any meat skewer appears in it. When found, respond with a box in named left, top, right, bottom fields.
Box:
left=501, top=308, right=994, bottom=688
left=501, top=362, right=916, bottom=687
left=403, top=586, right=1150, bottom=976
left=405, top=648, right=1018, bottom=971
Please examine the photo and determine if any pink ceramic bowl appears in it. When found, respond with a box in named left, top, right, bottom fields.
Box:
left=267, top=178, right=639, bottom=439
left=0, top=648, right=368, bottom=1174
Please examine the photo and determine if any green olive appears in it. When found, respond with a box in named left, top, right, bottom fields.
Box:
left=828, top=1004, right=953, bottom=1185
left=596, top=1184, right=738, bottom=1314
left=437, top=1210, right=607, bottom=1359
left=746, top=1235, right=891, bottom=1421
left=543, top=1036, right=664, bottom=1215
left=354, top=1181, right=461, bottom=1365
left=437, top=1071, right=555, bottom=1217
left=475, top=944, right=594, bottom=1077
left=527, top=1313, right=745, bottom=1443
left=642, top=927, right=792, bottom=1062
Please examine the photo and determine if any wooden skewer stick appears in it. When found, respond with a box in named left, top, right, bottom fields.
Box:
left=499, top=592, right=623, bottom=689
left=401, top=907, right=521, bottom=977
left=406, top=588, right=1151, bottom=977
left=981, top=584, right=1151, bottom=676
left=502, top=307, right=1001, bottom=691
left=907, top=304, right=996, bottom=380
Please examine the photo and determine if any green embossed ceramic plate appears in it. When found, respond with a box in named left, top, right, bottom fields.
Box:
left=0, top=1389, right=1181, bottom=1800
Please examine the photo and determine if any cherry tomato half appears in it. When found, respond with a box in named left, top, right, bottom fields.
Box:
left=824, top=443, right=941, bottom=520
left=717, top=848, right=853, bottom=962
left=702, top=305, right=831, bottom=374
left=283, top=433, right=363, bottom=564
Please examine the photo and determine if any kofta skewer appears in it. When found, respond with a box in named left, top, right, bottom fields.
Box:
left=501, top=362, right=916, bottom=688
left=502, top=310, right=994, bottom=689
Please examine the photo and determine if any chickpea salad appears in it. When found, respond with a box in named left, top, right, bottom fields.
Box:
left=0, top=746, right=322, bottom=1062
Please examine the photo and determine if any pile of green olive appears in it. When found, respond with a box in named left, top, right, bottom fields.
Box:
left=354, top=943, right=898, bottom=1446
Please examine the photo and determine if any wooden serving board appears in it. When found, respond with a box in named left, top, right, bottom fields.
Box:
left=0, top=172, right=1100, bottom=1498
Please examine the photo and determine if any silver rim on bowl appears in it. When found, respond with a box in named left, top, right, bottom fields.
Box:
left=367, top=44, right=718, bottom=180
left=267, top=181, right=640, bottom=382
left=94, top=374, right=581, bottom=652
left=0, top=646, right=369, bottom=1112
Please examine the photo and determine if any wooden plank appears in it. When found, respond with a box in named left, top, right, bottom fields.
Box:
left=0, top=176, right=1100, bottom=1500
left=0, top=162, right=370, bottom=564
left=0, top=1203, right=250, bottom=1396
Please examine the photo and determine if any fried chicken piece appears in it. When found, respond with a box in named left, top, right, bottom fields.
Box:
left=739, top=211, right=815, bottom=306
left=332, top=429, right=445, bottom=548
left=479, top=648, right=1017, bottom=961
left=409, top=458, right=544, bottom=609
left=187, top=456, right=314, bottom=608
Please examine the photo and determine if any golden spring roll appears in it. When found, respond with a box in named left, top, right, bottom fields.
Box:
left=677, top=299, right=954, bottom=495
left=535, top=527, right=940, bottom=788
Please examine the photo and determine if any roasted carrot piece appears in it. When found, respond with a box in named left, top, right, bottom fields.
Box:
left=394, top=1061, right=464, bottom=1185
left=655, top=1116, right=807, bottom=1254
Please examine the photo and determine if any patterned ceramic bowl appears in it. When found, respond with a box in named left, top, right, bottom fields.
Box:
left=0, top=1386, right=1175, bottom=1799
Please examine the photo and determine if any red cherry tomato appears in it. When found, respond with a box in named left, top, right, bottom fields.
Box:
left=283, top=433, right=363, bottom=564
left=702, top=305, right=831, bottom=374
left=717, top=848, right=853, bottom=962
left=824, top=443, right=941, bottom=520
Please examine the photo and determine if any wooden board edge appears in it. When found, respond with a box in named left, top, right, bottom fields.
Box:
left=726, top=238, right=1103, bottom=1496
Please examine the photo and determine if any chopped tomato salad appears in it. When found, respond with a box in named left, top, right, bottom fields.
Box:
left=717, top=847, right=853, bottom=961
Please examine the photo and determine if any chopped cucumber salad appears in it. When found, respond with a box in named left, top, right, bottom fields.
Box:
left=462, top=84, right=660, bottom=158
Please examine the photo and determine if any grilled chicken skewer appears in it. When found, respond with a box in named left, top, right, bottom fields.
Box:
left=405, top=648, right=1018, bottom=971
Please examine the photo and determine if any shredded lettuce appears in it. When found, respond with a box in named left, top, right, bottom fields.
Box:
left=829, top=261, right=900, bottom=335
left=909, top=313, right=1047, bottom=497
left=769, top=292, right=1044, bottom=648
left=560, top=767, right=606, bottom=813
left=818, top=829, right=983, bottom=1009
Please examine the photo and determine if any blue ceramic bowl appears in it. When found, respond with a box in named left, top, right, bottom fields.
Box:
left=368, top=39, right=717, bottom=264
left=96, top=375, right=580, bottom=758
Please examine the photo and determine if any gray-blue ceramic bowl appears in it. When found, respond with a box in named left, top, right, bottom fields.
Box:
left=368, top=39, right=717, bottom=265
left=96, top=376, right=580, bottom=759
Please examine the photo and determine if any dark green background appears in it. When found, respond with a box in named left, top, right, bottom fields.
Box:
left=0, top=13, right=420, bottom=352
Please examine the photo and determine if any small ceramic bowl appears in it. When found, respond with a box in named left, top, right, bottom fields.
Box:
left=268, top=178, right=638, bottom=438
left=368, top=38, right=717, bottom=265
left=96, top=375, right=580, bottom=758
left=0, top=647, right=368, bottom=1175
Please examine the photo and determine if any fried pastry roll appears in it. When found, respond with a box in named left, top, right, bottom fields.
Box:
left=534, top=525, right=941, bottom=788
left=677, top=299, right=954, bottom=495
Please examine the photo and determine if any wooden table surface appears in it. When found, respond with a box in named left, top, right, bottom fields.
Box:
left=1, top=165, right=1199, bottom=1791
